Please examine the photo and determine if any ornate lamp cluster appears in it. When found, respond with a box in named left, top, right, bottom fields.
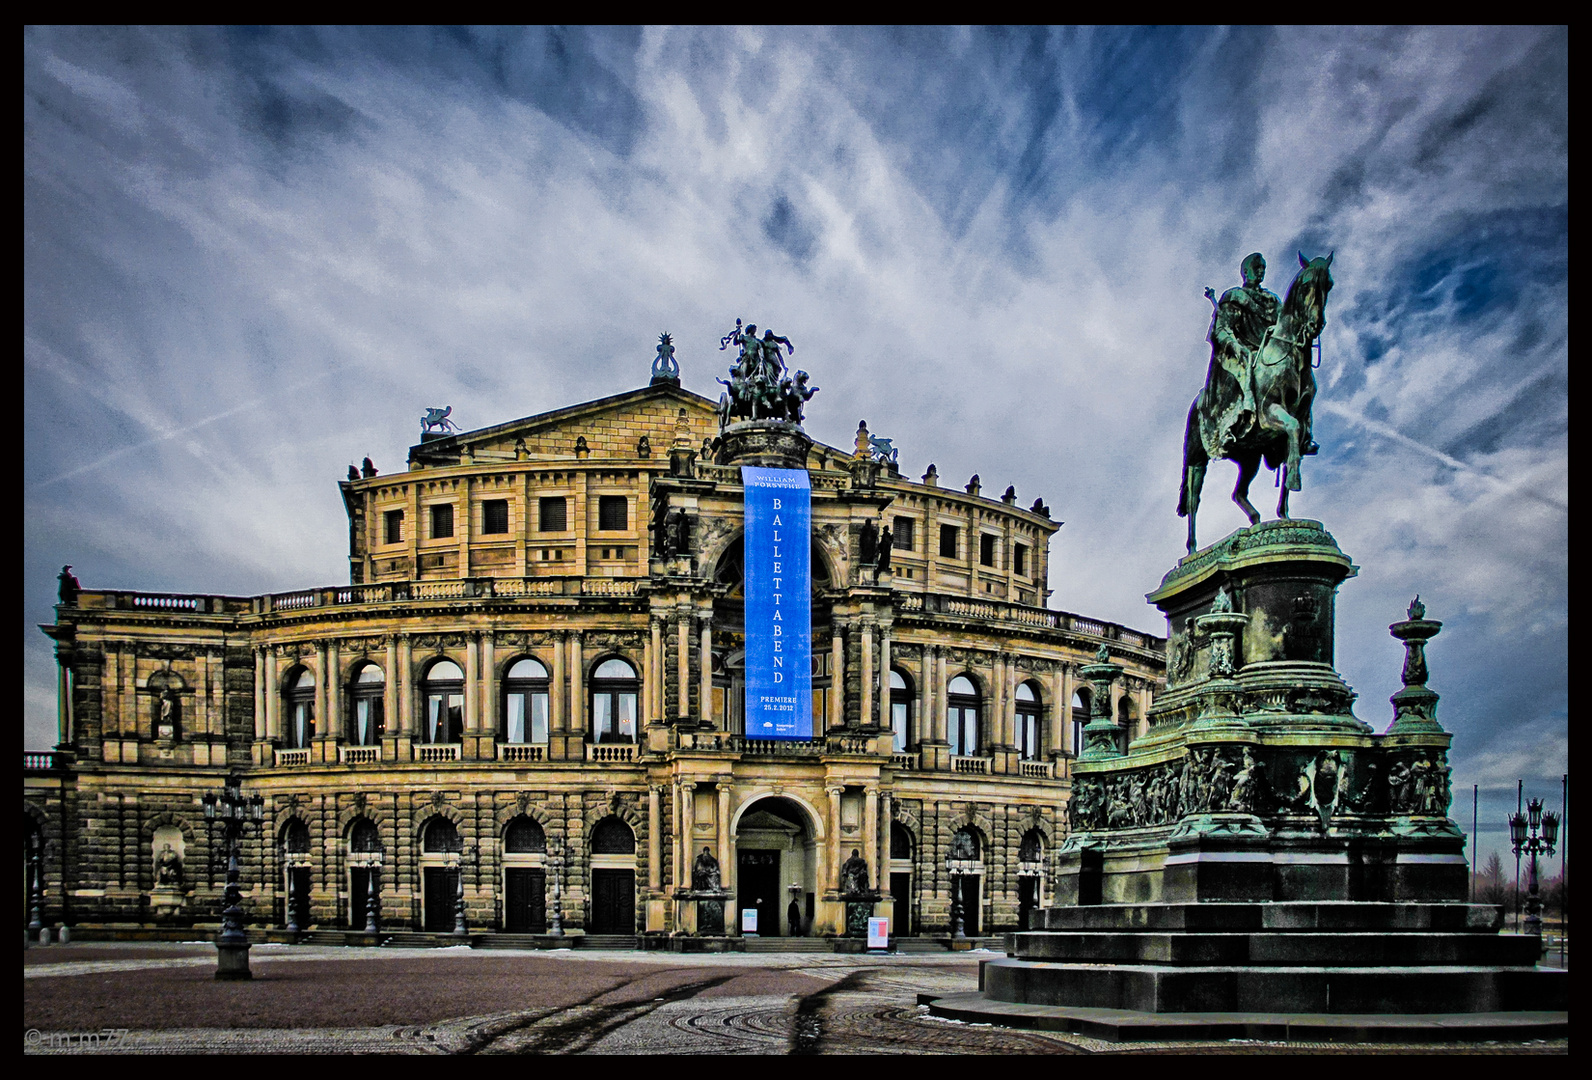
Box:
left=1509, top=798, right=1560, bottom=937
left=202, top=775, right=264, bottom=980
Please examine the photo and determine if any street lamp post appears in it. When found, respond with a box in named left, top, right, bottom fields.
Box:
left=946, top=856, right=970, bottom=939
left=365, top=865, right=381, bottom=935
left=453, top=844, right=477, bottom=938
left=27, top=840, right=44, bottom=944
left=203, top=775, right=265, bottom=980
left=1509, top=798, right=1560, bottom=939
left=547, top=837, right=565, bottom=938
left=281, top=843, right=299, bottom=933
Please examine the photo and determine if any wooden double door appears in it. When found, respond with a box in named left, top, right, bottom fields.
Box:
left=588, top=869, right=634, bottom=934
left=423, top=867, right=459, bottom=932
left=504, top=868, right=547, bottom=933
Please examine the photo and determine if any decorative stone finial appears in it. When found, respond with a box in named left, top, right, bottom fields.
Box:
left=651, top=332, right=680, bottom=385
left=1408, top=595, right=1425, bottom=620
left=1388, top=598, right=1444, bottom=734
left=923, top=463, right=939, bottom=487
left=966, top=474, right=981, bottom=496
left=854, top=420, right=871, bottom=459
left=1002, top=485, right=1017, bottom=504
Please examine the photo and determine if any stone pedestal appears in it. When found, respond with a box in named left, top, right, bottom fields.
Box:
left=715, top=421, right=812, bottom=469
left=957, top=519, right=1564, bottom=1040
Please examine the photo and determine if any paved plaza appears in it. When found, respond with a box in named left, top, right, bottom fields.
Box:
left=24, top=942, right=1567, bottom=1055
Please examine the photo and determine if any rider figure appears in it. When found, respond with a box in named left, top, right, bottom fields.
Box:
left=1207, top=253, right=1280, bottom=454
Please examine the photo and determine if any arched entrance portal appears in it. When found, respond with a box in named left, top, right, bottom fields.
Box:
left=734, top=797, right=818, bottom=936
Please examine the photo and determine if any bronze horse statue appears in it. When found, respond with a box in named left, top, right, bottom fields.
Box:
left=1178, top=253, right=1334, bottom=552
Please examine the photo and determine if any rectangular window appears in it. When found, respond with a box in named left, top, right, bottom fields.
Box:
left=539, top=497, right=567, bottom=532
left=1014, top=542, right=1029, bottom=576
left=483, top=499, right=509, bottom=535
left=598, top=495, right=628, bottom=531
left=383, top=509, right=403, bottom=545
left=980, top=533, right=997, bottom=567
left=430, top=503, right=454, bottom=539
left=893, top=517, right=915, bottom=551
left=939, top=523, right=959, bottom=559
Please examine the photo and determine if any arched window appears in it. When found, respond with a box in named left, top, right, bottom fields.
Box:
left=591, top=816, right=636, bottom=854
left=347, top=663, right=385, bottom=746
left=890, top=822, right=914, bottom=860
left=1071, top=688, right=1091, bottom=757
left=590, top=658, right=638, bottom=744
left=947, top=675, right=981, bottom=756
left=890, top=669, right=914, bottom=752
left=1019, top=828, right=1043, bottom=863
left=1015, top=681, right=1042, bottom=760
left=502, top=658, right=549, bottom=744
left=950, top=826, right=981, bottom=861
left=282, top=819, right=311, bottom=854
left=284, top=668, right=316, bottom=748
left=422, top=817, right=462, bottom=854
left=422, top=660, right=464, bottom=744
left=349, top=819, right=381, bottom=854
left=504, top=815, right=547, bottom=853
left=1117, top=694, right=1138, bottom=747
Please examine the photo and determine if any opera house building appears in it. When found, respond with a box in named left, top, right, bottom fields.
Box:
left=28, top=347, right=1164, bottom=945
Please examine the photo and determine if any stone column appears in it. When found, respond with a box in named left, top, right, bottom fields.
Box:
left=671, top=781, right=683, bottom=896
left=551, top=633, right=566, bottom=735
left=700, top=613, right=714, bottom=730
left=830, top=629, right=845, bottom=732
left=677, top=611, right=691, bottom=721
left=920, top=647, right=935, bottom=743
left=265, top=646, right=280, bottom=739
left=933, top=649, right=948, bottom=743
left=644, top=618, right=660, bottom=723
left=465, top=634, right=480, bottom=733
left=569, top=631, right=584, bottom=743
left=717, top=783, right=733, bottom=892
left=648, top=785, right=663, bottom=890
left=315, top=641, right=330, bottom=739
left=864, top=787, right=880, bottom=890
left=827, top=786, right=844, bottom=890
left=254, top=649, right=267, bottom=740
left=878, top=626, right=892, bottom=734
left=397, top=635, right=414, bottom=737
left=879, top=792, right=893, bottom=882
left=681, top=781, right=696, bottom=880
left=1051, top=666, right=1069, bottom=757
left=860, top=619, right=875, bottom=730
left=481, top=632, right=496, bottom=737
left=327, top=640, right=341, bottom=743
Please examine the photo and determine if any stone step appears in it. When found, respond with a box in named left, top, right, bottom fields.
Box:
left=743, top=937, right=830, bottom=953
left=575, top=935, right=639, bottom=950
left=1029, top=902, right=1504, bottom=934
left=1008, top=930, right=1543, bottom=967
left=981, top=957, right=1569, bottom=1015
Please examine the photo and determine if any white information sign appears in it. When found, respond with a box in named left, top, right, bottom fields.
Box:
left=867, top=917, right=890, bottom=949
left=741, top=908, right=758, bottom=934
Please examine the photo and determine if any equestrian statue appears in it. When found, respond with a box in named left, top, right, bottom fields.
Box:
left=1178, top=251, right=1334, bottom=553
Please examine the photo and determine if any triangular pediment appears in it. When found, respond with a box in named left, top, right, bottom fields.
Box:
left=408, top=382, right=719, bottom=467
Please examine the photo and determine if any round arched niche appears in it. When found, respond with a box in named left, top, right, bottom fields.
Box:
left=712, top=535, right=834, bottom=630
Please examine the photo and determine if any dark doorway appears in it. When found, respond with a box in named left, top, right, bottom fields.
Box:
left=737, top=850, right=781, bottom=935
left=505, top=868, right=547, bottom=933
left=590, top=869, right=634, bottom=933
left=959, top=874, right=982, bottom=936
left=890, top=872, right=913, bottom=935
left=350, top=868, right=373, bottom=929
left=1018, top=876, right=1039, bottom=930
left=424, top=867, right=458, bottom=932
left=288, top=867, right=311, bottom=929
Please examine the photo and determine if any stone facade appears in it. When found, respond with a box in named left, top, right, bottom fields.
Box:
left=29, top=380, right=1164, bottom=940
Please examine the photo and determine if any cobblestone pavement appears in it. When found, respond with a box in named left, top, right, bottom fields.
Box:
left=23, top=944, right=1569, bottom=1055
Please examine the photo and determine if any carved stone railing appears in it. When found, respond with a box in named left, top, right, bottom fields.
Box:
left=333, top=585, right=392, bottom=605
left=583, top=578, right=640, bottom=597
left=741, top=738, right=825, bottom=757
left=412, top=581, right=471, bottom=600
left=130, top=593, right=204, bottom=612
left=1019, top=759, right=1054, bottom=779
left=273, top=590, right=321, bottom=611
left=890, top=752, right=919, bottom=771
left=23, top=751, right=64, bottom=772
left=826, top=735, right=876, bottom=755
left=339, top=745, right=381, bottom=765
left=587, top=743, right=637, bottom=763
left=415, top=744, right=460, bottom=763
left=951, top=755, right=991, bottom=775
left=898, top=593, right=1164, bottom=651
left=275, top=748, right=311, bottom=767
left=499, top=743, right=546, bottom=762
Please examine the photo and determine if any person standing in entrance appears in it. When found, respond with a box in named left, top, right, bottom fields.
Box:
left=787, top=895, right=804, bottom=937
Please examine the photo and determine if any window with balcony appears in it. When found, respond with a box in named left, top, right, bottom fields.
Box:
left=502, top=657, right=550, bottom=744
left=539, top=497, right=567, bottom=532
left=598, top=495, right=628, bottom=531
left=947, top=675, right=980, bottom=756
left=430, top=503, right=454, bottom=539
left=422, top=659, right=464, bottom=743
left=483, top=499, right=509, bottom=535
left=347, top=662, right=385, bottom=746
left=284, top=667, right=315, bottom=749
left=590, top=658, right=638, bottom=743
left=1015, top=680, right=1042, bottom=760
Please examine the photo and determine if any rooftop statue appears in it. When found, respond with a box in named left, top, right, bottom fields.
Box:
left=651, top=332, right=680, bottom=383
left=421, top=405, right=459, bottom=436
left=715, top=319, right=816, bottom=427
left=1178, top=252, right=1333, bottom=552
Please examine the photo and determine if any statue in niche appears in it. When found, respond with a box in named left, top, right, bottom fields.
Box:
left=840, top=849, right=869, bottom=895
left=155, top=843, right=183, bottom=887
left=651, top=500, right=672, bottom=558
left=859, top=518, right=878, bottom=566
left=692, top=847, right=721, bottom=891
left=876, top=526, right=893, bottom=578
left=156, top=690, right=179, bottom=739
left=669, top=510, right=692, bottom=556
left=58, top=565, right=80, bottom=605
left=637, top=435, right=651, bottom=458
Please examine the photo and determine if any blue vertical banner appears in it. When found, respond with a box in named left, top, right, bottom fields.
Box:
left=741, top=466, right=813, bottom=739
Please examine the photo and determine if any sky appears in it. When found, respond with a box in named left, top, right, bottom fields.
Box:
left=24, top=27, right=1567, bottom=871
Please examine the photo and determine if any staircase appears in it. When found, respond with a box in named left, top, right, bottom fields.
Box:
left=743, top=937, right=839, bottom=953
